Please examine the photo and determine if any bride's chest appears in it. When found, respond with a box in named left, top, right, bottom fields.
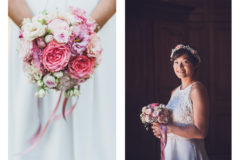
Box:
left=166, top=93, right=194, bottom=125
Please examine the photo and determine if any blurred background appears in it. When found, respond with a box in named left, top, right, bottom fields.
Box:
left=125, top=0, right=231, bottom=159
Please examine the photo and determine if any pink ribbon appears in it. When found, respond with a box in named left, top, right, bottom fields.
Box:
left=16, top=85, right=80, bottom=156
left=16, top=91, right=63, bottom=156
left=160, top=124, right=167, bottom=160
left=54, top=85, right=80, bottom=121
left=29, top=98, right=42, bottom=145
left=53, top=96, right=79, bottom=121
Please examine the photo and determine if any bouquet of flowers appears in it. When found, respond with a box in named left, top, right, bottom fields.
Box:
left=140, top=103, right=171, bottom=160
left=17, top=6, right=102, bottom=155
left=19, top=6, right=102, bottom=98
left=140, top=103, right=170, bottom=130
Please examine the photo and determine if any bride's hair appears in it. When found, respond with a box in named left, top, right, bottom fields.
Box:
left=170, top=44, right=201, bottom=75
left=170, top=44, right=201, bottom=66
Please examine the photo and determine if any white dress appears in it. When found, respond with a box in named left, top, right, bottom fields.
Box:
left=9, top=0, right=116, bottom=160
left=165, top=82, right=209, bottom=160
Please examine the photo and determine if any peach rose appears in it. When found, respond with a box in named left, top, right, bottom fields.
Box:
left=87, top=33, right=103, bottom=58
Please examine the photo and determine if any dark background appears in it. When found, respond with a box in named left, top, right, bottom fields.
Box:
left=125, top=0, right=231, bottom=160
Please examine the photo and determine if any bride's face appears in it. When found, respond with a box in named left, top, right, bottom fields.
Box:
left=173, top=54, right=195, bottom=79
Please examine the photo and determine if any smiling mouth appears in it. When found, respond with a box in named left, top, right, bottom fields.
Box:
left=177, top=70, right=185, bottom=74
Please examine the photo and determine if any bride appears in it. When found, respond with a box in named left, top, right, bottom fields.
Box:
left=152, top=44, right=209, bottom=160
left=8, top=0, right=115, bottom=160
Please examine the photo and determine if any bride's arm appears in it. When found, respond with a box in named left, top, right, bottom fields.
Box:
left=90, top=0, right=116, bottom=29
left=8, top=0, right=33, bottom=27
left=9, top=0, right=116, bottom=28
left=152, top=83, right=209, bottom=139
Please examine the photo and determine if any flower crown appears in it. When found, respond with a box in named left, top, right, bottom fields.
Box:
left=170, top=44, right=201, bottom=64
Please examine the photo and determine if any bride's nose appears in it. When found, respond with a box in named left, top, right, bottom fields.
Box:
left=178, top=62, right=184, bottom=68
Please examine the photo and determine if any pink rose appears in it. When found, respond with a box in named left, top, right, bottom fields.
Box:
left=68, top=55, right=95, bottom=79
left=149, top=103, right=159, bottom=109
left=87, top=33, right=103, bottom=57
left=42, top=41, right=71, bottom=72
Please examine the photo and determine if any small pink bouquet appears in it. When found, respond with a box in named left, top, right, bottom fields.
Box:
left=140, top=103, right=171, bottom=160
left=19, top=6, right=102, bottom=98
left=17, top=7, right=102, bottom=155
left=140, top=103, right=171, bottom=130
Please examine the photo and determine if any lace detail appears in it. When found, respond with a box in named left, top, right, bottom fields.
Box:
left=166, top=82, right=198, bottom=127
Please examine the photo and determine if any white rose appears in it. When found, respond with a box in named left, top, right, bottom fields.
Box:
left=22, top=22, right=46, bottom=41
left=64, top=89, right=74, bottom=97
left=145, top=108, right=153, bottom=115
left=53, top=71, right=64, bottom=78
left=36, top=80, right=44, bottom=87
left=144, top=115, right=151, bottom=123
left=43, top=74, right=57, bottom=88
left=35, top=88, right=47, bottom=98
left=160, top=104, right=166, bottom=108
left=140, top=114, right=146, bottom=123
left=44, top=35, right=54, bottom=43
left=142, top=107, right=147, bottom=113
left=73, top=88, right=80, bottom=96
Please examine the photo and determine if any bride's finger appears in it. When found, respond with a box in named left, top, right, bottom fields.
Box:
left=153, top=122, right=159, bottom=126
left=154, top=133, right=160, bottom=138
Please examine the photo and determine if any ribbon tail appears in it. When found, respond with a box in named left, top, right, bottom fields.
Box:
left=53, top=96, right=79, bottom=121
left=29, top=98, right=42, bottom=145
left=29, top=124, right=42, bottom=145
left=160, top=124, right=167, bottom=160
left=62, top=97, right=69, bottom=120
left=54, top=85, right=80, bottom=121
left=16, top=91, right=63, bottom=156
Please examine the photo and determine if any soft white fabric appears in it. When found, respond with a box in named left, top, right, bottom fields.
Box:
left=165, top=82, right=208, bottom=160
left=8, top=0, right=116, bottom=160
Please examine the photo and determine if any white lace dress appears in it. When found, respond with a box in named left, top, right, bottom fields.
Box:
left=165, top=82, right=209, bottom=160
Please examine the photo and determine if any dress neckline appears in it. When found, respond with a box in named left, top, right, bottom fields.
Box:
left=179, top=81, right=198, bottom=91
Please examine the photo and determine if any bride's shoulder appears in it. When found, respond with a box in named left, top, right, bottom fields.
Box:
left=191, top=81, right=208, bottom=97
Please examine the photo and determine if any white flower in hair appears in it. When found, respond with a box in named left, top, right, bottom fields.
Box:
left=170, top=44, right=201, bottom=63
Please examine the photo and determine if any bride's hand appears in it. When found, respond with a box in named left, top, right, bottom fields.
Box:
left=151, top=123, right=161, bottom=139
left=152, top=123, right=174, bottom=138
